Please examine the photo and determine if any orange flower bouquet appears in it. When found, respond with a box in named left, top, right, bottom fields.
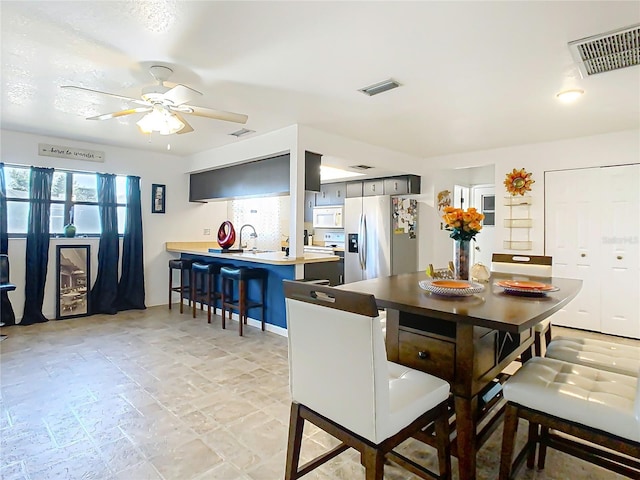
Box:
left=442, top=206, right=484, bottom=280
left=442, top=206, right=484, bottom=241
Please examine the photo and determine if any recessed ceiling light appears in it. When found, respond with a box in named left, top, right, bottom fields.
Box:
left=556, top=89, right=585, bottom=103
left=358, top=79, right=401, bottom=96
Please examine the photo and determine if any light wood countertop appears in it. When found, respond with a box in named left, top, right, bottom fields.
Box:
left=166, top=242, right=339, bottom=266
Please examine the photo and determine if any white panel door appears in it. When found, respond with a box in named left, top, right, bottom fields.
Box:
left=545, top=168, right=602, bottom=331
left=599, top=164, right=640, bottom=338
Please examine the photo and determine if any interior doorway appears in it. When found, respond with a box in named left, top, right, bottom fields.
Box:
left=471, top=185, right=495, bottom=267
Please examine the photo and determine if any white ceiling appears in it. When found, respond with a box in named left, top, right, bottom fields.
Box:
left=1, top=1, right=639, bottom=165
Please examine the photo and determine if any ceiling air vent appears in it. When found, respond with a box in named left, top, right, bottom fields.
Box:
left=569, top=24, right=640, bottom=77
left=349, top=164, right=374, bottom=170
left=358, top=79, right=401, bottom=96
left=229, top=128, right=255, bottom=138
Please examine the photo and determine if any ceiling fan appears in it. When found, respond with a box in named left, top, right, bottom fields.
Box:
left=62, top=65, right=248, bottom=135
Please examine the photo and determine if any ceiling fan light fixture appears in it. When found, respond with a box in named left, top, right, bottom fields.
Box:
left=136, top=107, right=184, bottom=135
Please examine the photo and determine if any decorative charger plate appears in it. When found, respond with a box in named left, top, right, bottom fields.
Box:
left=495, top=280, right=559, bottom=295
left=431, top=280, right=470, bottom=289
left=419, top=279, right=484, bottom=297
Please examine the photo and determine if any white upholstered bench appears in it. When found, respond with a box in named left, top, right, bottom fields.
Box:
left=499, top=356, right=640, bottom=479
left=545, top=336, right=639, bottom=377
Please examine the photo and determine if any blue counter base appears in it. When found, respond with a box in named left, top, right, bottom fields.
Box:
left=182, top=254, right=294, bottom=330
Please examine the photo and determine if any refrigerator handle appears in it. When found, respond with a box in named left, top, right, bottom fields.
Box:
left=361, top=214, right=367, bottom=271
left=358, top=213, right=365, bottom=270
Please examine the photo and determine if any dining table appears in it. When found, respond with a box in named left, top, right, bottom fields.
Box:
left=338, top=271, right=582, bottom=480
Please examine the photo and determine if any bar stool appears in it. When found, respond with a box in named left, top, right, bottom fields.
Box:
left=220, top=266, right=267, bottom=336
left=191, top=262, right=222, bottom=323
left=168, top=258, right=194, bottom=313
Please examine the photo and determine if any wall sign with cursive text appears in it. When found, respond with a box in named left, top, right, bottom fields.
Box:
left=38, top=143, right=105, bottom=162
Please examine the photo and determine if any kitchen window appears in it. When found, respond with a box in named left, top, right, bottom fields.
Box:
left=5, top=165, right=127, bottom=236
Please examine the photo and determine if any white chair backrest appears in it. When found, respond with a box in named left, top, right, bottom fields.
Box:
left=284, top=280, right=389, bottom=441
left=491, top=253, right=552, bottom=277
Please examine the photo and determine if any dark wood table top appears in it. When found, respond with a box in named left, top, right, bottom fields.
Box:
left=339, top=272, right=582, bottom=332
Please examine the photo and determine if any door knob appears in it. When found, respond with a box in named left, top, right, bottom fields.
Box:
left=580, top=253, right=586, bottom=257
left=417, top=351, right=429, bottom=360
left=617, top=255, right=623, bottom=260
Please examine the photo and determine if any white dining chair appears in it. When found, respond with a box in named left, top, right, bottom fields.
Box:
left=490, top=253, right=553, bottom=356
left=499, top=356, right=640, bottom=479
left=544, top=336, right=640, bottom=377
left=283, top=280, right=452, bottom=480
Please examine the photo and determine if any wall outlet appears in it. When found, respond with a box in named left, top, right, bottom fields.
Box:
left=203, top=228, right=211, bottom=235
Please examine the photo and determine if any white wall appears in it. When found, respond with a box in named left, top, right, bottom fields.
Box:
left=415, top=165, right=494, bottom=272
left=5, top=127, right=635, bottom=321
left=187, top=126, right=639, bottom=275
left=2, top=130, right=227, bottom=320
left=185, top=125, right=303, bottom=258
left=418, top=129, right=640, bottom=268
left=187, top=125, right=297, bottom=173
left=297, top=126, right=424, bottom=173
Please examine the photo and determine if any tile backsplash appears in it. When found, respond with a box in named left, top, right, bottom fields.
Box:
left=228, top=196, right=289, bottom=251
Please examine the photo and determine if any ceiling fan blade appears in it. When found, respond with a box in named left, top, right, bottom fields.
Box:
left=87, top=107, right=151, bottom=121
left=163, top=84, right=201, bottom=106
left=174, top=113, right=194, bottom=134
left=186, top=105, right=248, bottom=124
left=61, top=85, right=149, bottom=106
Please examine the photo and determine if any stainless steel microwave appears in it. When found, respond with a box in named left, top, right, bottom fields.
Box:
left=312, top=206, right=344, bottom=229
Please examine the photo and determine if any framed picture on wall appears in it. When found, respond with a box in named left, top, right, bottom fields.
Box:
left=152, top=183, right=166, bottom=213
left=56, top=245, right=91, bottom=320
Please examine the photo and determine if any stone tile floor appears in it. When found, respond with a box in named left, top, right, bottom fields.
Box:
left=0, top=305, right=635, bottom=479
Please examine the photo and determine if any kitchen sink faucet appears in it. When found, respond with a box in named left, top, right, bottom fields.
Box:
left=239, top=224, right=258, bottom=249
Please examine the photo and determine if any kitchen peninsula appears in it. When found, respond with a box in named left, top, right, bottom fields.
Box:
left=166, top=242, right=339, bottom=331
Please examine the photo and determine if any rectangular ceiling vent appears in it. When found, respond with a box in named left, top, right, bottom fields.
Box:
left=349, top=164, right=374, bottom=170
left=229, top=128, right=255, bottom=138
left=358, top=79, right=401, bottom=96
left=569, top=24, right=640, bottom=77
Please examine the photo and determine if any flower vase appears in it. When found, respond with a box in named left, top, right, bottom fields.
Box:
left=454, top=240, right=471, bottom=280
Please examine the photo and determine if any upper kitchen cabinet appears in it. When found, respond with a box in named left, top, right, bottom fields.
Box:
left=315, top=182, right=346, bottom=206
left=346, top=181, right=363, bottom=198
left=363, top=179, right=384, bottom=196
left=189, top=151, right=321, bottom=202
left=304, top=191, right=316, bottom=222
left=384, top=175, right=421, bottom=195
left=346, top=175, right=421, bottom=197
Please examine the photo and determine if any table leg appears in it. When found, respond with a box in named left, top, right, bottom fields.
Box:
left=455, top=395, right=477, bottom=480
left=454, top=322, right=477, bottom=480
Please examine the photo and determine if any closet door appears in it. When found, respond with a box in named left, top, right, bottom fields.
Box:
left=545, top=168, right=602, bottom=332
left=546, top=164, right=639, bottom=339
left=599, top=164, right=639, bottom=338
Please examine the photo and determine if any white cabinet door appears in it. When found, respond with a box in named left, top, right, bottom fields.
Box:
left=545, top=168, right=602, bottom=332
left=545, top=164, right=640, bottom=339
left=599, top=164, right=640, bottom=338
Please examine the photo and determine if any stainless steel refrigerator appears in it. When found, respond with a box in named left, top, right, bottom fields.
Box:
left=344, top=195, right=418, bottom=283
